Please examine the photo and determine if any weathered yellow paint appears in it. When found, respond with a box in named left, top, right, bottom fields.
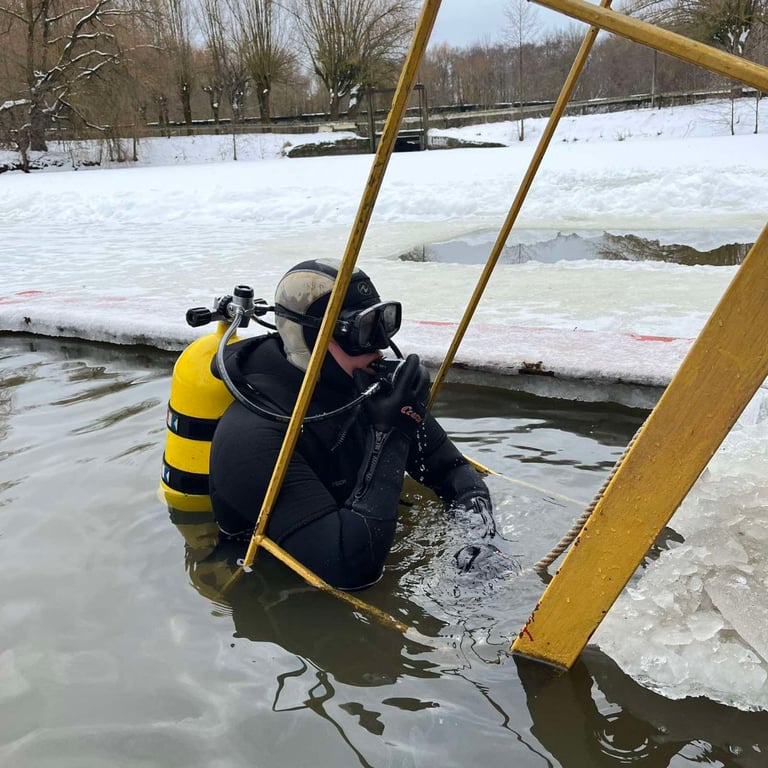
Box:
left=259, top=537, right=409, bottom=633
left=512, top=223, right=768, bottom=668
left=238, top=0, right=443, bottom=574
left=531, top=0, right=768, bottom=92
left=220, top=534, right=409, bottom=632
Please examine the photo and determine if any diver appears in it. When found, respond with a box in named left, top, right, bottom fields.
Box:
left=209, top=258, right=497, bottom=590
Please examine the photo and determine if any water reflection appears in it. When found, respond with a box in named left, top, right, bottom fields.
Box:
left=187, top=541, right=442, bottom=688
left=400, top=230, right=754, bottom=267
left=517, top=647, right=768, bottom=766
left=431, top=383, right=646, bottom=510
left=3, top=335, right=768, bottom=768
left=72, top=398, right=162, bottom=435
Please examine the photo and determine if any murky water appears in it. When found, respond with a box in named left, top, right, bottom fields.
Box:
left=400, top=229, right=755, bottom=267
left=2, top=334, right=767, bottom=767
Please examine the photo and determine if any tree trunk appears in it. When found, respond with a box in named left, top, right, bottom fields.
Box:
left=181, top=82, right=193, bottom=135
left=231, top=105, right=239, bottom=161
left=28, top=101, right=48, bottom=152
left=517, top=46, right=524, bottom=141
left=256, top=85, right=272, bottom=124
left=329, top=91, right=341, bottom=121
left=17, top=127, right=31, bottom=172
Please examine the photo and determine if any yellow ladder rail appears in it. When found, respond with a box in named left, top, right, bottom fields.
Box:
left=221, top=2, right=443, bottom=633
left=429, top=0, right=613, bottom=409
left=532, top=0, right=768, bottom=93
left=512, top=222, right=768, bottom=668
left=508, top=0, right=768, bottom=670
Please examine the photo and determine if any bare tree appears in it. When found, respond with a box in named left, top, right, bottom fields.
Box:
left=629, top=0, right=767, bottom=131
left=421, top=43, right=456, bottom=105
left=198, top=0, right=229, bottom=129
left=197, top=0, right=250, bottom=152
left=231, top=0, right=294, bottom=123
left=0, top=98, right=32, bottom=170
left=155, top=0, right=197, bottom=132
left=631, top=0, right=765, bottom=54
left=291, top=0, right=417, bottom=120
left=505, top=0, right=539, bottom=140
left=0, top=0, right=131, bottom=153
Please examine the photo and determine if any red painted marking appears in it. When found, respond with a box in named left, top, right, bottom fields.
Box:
left=629, top=332, right=680, bottom=343
left=521, top=625, right=534, bottom=642
left=412, top=319, right=689, bottom=343
left=0, top=291, right=129, bottom=306
left=0, top=290, right=47, bottom=304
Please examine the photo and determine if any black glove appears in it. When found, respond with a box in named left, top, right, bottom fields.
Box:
left=454, top=543, right=503, bottom=573
left=450, top=493, right=497, bottom=539
left=356, top=354, right=430, bottom=437
left=454, top=543, right=522, bottom=576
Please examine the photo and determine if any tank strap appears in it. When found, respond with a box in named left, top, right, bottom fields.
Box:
left=166, top=403, right=219, bottom=441
left=161, top=454, right=210, bottom=496
left=167, top=508, right=216, bottom=525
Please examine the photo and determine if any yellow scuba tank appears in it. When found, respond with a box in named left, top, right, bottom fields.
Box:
left=160, top=323, right=234, bottom=507
left=160, top=324, right=234, bottom=557
left=160, top=287, right=257, bottom=559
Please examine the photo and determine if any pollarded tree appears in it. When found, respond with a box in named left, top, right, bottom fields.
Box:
left=155, top=0, right=197, bottom=132
left=291, top=0, right=417, bottom=120
left=0, top=0, right=132, bottom=152
left=230, top=0, right=295, bottom=123
left=197, top=0, right=249, bottom=151
left=197, top=0, right=230, bottom=128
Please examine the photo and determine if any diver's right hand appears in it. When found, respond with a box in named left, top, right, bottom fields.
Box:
left=454, top=543, right=522, bottom=577
left=450, top=494, right=497, bottom=539
left=356, top=354, right=430, bottom=436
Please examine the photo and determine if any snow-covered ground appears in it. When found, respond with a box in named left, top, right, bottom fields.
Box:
left=2, top=97, right=768, bottom=711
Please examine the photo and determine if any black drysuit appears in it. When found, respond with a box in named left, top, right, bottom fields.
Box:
left=209, top=334, right=489, bottom=589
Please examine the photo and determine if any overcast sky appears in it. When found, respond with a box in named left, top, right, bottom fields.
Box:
left=429, top=0, right=579, bottom=48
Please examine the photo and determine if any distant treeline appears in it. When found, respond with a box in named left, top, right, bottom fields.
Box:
left=1, top=0, right=766, bottom=163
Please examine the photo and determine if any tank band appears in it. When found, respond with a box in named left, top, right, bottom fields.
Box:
left=161, top=455, right=210, bottom=496
left=167, top=508, right=216, bottom=525
left=166, top=403, right=218, bottom=441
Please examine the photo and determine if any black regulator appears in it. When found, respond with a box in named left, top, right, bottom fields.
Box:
left=186, top=285, right=276, bottom=331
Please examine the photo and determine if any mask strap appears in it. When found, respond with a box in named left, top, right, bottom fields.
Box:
left=274, top=303, right=352, bottom=336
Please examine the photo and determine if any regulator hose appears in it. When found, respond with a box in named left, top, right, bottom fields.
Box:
left=215, top=308, right=381, bottom=425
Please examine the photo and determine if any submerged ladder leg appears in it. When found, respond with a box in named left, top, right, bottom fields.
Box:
left=512, top=222, right=768, bottom=668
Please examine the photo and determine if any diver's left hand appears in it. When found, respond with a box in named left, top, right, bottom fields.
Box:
left=451, top=494, right=497, bottom=539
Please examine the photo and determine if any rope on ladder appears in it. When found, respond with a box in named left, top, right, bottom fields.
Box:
left=532, top=425, right=643, bottom=572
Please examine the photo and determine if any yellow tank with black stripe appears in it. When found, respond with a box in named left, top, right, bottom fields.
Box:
left=159, top=323, right=235, bottom=557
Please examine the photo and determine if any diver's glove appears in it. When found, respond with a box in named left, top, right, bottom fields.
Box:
left=454, top=542, right=522, bottom=576
left=450, top=493, right=497, bottom=539
left=454, top=543, right=503, bottom=573
left=356, top=353, right=430, bottom=437
left=451, top=496, right=523, bottom=576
